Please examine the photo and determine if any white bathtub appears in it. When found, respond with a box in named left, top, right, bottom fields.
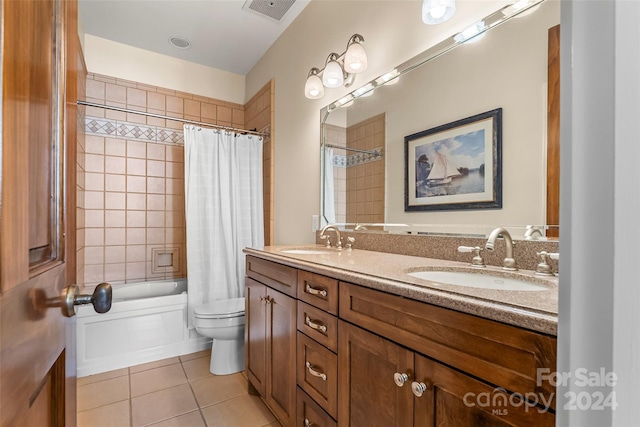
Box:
left=76, top=278, right=211, bottom=377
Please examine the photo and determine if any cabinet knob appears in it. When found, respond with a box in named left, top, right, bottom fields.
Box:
left=305, top=361, right=328, bottom=381
left=393, top=372, right=410, bottom=387
left=304, top=419, right=315, bottom=427
left=411, top=381, right=428, bottom=397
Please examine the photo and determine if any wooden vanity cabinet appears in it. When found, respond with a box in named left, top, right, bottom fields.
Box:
left=339, top=321, right=555, bottom=426
left=245, top=257, right=298, bottom=427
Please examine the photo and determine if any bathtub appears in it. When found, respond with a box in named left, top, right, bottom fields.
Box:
left=76, top=278, right=212, bottom=377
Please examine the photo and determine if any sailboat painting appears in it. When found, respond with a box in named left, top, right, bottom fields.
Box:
left=405, top=108, right=502, bottom=211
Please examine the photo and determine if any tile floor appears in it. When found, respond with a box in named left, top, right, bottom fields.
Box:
left=77, top=350, right=281, bottom=427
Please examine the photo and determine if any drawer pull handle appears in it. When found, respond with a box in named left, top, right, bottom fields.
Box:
left=393, top=372, right=410, bottom=387
left=305, top=283, right=328, bottom=299
left=411, top=381, right=428, bottom=397
left=304, top=419, right=315, bottom=427
left=305, top=361, right=328, bottom=381
left=305, top=315, right=328, bottom=334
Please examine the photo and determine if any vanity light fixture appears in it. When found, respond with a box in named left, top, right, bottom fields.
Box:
left=454, top=20, right=487, bottom=43
left=422, top=0, right=456, bottom=25
left=304, top=34, right=368, bottom=100
left=376, top=69, right=401, bottom=86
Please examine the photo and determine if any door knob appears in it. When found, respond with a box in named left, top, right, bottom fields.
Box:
left=60, top=283, right=112, bottom=317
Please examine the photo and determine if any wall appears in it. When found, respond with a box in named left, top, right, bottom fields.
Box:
left=81, top=73, right=247, bottom=286
left=345, top=114, right=385, bottom=224
left=77, top=41, right=87, bottom=288
left=84, top=35, right=246, bottom=105
left=246, top=0, right=511, bottom=244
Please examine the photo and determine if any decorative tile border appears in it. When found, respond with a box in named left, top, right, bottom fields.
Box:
left=332, top=146, right=384, bottom=168
left=85, top=116, right=184, bottom=145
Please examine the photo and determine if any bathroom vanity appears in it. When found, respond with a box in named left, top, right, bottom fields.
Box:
left=244, top=246, right=558, bottom=427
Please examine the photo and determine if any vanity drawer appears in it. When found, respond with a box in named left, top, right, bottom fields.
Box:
left=339, top=282, right=557, bottom=409
left=297, top=302, right=338, bottom=353
left=297, top=332, right=338, bottom=419
left=297, top=270, right=338, bottom=314
left=246, top=255, right=298, bottom=297
left=297, top=387, right=337, bottom=427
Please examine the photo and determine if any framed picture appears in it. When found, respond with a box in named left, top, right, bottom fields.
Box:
left=404, top=108, right=502, bottom=211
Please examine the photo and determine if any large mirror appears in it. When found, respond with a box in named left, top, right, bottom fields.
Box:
left=321, top=0, right=560, bottom=239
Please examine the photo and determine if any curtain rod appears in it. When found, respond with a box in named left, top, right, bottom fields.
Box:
left=325, top=144, right=381, bottom=156
left=77, top=100, right=269, bottom=138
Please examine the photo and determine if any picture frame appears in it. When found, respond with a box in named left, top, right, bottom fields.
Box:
left=404, top=108, right=502, bottom=211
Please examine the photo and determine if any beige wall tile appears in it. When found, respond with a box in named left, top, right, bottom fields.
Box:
left=127, top=87, right=147, bottom=108
left=126, top=245, right=146, bottom=263
left=127, top=140, right=147, bottom=159
left=105, top=228, right=126, bottom=246
left=147, top=143, right=166, bottom=161
left=105, top=210, right=126, bottom=228
left=105, top=263, right=126, bottom=282
left=201, top=103, right=217, bottom=120
left=147, top=92, right=166, bottom=111
left=84, top=264, right=104, bottom=285
left=166, top=145, right=183, bottom=162
left=166, top=96, right=184, bottom=114
left=127, top=175, right=147, bottom=193
left=184, top=99, right=201, bottom=117
left=147, top=194, right=165, bottom=211
left=85, top=135, right=105, bottom=155
left=106, top=192, right=126, bottom=210
left=147, top=211, right=165, bottom=228
left=85, top=210, right=105, bottom=228
left=147, top=177, right=165, bottom=194
left=84, top=246, right=104, bottom=265
left=126, top=262, right=146, bottom=281
left=106, top=83, right=127, bottom=104
left=127, top=193, right=146, bottom=210
left=127, top=228, right=146, bottom=245
left=85, top=154, right=105, bottom=173
left=105, top=246, right=126, bottom=264
left=106, top=156, right=126, bottom=174
left=85, top=192, right=104, bottom=210
left=105, top=174, right=126, bottom=192
left=105, top=138, right=126, bottom=157
left=85, top=229, right=105, bottom=246
left=85, top=173, right=105, bottom=192
left=86, top=80, right=105, bottom=100
left=127, top=211, right=146, bottom=228
left=127, top=158, right=147, bottom=175
left=147, top=160, right=165, bottom=177
left=146, top=228, right=165, bottom=245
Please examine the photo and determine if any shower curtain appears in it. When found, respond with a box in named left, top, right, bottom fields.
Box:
left=184, top=126, right=264, bottom=327
left=323, top=147, right=336, bottom=225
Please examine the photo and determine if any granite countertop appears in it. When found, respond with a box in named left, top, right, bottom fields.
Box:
left=244, top=245, right=558, bottom=336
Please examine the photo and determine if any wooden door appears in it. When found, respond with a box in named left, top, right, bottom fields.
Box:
left=265, top=287, right=296, bottom=427
left=245, top=278, right=267, bottom=395
left=413, top=354, right=555, bottom=427
left=338, top=321, right=414, bottom=427
left=0, top=0, right=78, bottom=425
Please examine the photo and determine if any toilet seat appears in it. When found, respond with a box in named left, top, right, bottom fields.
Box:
left=194, top=297, right=245, bottom=319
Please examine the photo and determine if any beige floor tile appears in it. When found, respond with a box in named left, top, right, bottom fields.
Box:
left=178, top=349, right=210, bottom=362
left=77, top=375, right=130, bottom=412
left=201, top=394, right=275, bottom=427
left=147, top=410, right=205, bottom=427
left=78, top=367, right=129, bottom=386
left=181, top=356, right=213, bottom=382
left=77, top=400, right=130, bottom=427
left=191, top=373, right=248, bottom=408
left=131, top=384, right=198, bottom=427
left=130, top=356, right=180, bottom=374
left=130, top=363, right=187, bottom=397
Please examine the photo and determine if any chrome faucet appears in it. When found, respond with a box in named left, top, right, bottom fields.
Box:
left=320, top=224, right=342, bottom=249
left=485, top=227, right=517, bottom=271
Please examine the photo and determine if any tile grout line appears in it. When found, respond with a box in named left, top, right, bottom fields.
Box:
left=180, top=358, right=209, bottom=427
left=128, top=368, right=133, bottom=427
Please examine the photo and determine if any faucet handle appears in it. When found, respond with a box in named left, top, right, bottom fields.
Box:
left=345, top=236, right=355, bottom=250
left=535, top=251, right=555, bottom=276
left=548, top=252, right=559, bottom=260
left=458, top=246, right=486, bottom=268
left=320, top=234, right=331, bottom=248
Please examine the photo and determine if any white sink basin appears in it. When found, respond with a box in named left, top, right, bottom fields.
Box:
left=280, top=248, right=333, bottom=255
left=407, top=270, right=548, bottom=291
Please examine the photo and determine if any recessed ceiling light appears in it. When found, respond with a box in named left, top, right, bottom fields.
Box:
left=169, top=36, right=191, bottom=50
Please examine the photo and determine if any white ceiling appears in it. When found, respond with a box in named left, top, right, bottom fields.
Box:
left=78, top=0, right=310, bottom=75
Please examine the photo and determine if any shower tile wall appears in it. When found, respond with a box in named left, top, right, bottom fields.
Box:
left=77, top=53, right=87, bottom=288
left=244, top=80, right=275, bottom=245
left=81, top=73, right=245, bottom=286
left=346, top=113, right=385, bottom=224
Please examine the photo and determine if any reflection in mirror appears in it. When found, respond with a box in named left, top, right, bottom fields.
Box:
left=320, top=0, right=560, bottom=240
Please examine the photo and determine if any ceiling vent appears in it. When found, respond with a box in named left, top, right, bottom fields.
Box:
left=242, top=0, right=296, bottom=22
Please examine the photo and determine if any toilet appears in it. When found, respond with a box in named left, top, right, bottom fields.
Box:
left=193, top=297, right=245, bottom=375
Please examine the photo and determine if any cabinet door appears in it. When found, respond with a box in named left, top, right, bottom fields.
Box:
left=413, top=354, right=555, bottom=427
left=338, top=321, right=414, bottom=426
left=266, top=288, right=297, bottom=427
left=245, top=278, right=267, bottom=395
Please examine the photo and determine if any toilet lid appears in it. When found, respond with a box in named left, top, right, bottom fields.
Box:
left=194, top=297, right=245, bottom=318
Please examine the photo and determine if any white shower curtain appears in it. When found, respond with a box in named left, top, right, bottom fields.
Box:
left=184, top=126, right=264, bottom=327
left=323, top=147, right=336, bottom=225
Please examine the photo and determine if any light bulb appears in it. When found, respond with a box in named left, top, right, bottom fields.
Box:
left=422, top=0, right=456, bottom=25
left=305, top=73, right=324, bottom=99
left=344, top=41, right=368, bottom=74
left=323, top=59, right=344, bottom=88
